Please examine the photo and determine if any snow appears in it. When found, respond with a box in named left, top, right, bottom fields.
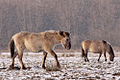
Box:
left=0, top=52, right=120, bottom=80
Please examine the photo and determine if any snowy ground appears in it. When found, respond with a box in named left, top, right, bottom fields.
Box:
left=0, top=52, right=120, bottom=80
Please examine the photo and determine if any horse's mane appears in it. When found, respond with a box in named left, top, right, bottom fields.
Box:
left=19, top=30, right=58, bottom=34
left=101, top=40, right=107, bottom=44
left=108, top=44, right=114, bottom=56
left=44, top=30, right=58, bottom=33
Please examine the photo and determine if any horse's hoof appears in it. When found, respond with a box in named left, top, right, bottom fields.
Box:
left=85, top=59, right=89, bottom=62
left=58, top=66, right=61, bottom=68
left=57, top=65, right=61, bottom=69
left=42, top=66, right=46, bottom=69
left=8, top=65, right=14, bottom=70
left=23, top=67, right=27, bottom=70
left=21, top=66, right=27, bottom=70
left=98, top=59, right=100, bottom=62
left=8, top=67, right=13, bottom=70
left=85, top=60, right=87, bottom=62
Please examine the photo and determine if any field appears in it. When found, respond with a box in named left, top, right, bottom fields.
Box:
left=0, top=51, right=120, bottom=80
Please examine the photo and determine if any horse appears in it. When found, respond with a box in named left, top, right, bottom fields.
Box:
left=81, top=40, right=115, bottom=62
left=8, top=30, right=71, bottom=69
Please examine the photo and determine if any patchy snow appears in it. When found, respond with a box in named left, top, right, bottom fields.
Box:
left=0, top=52, right=120, bottom=80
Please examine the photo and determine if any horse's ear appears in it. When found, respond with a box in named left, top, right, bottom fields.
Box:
left=65, top=32, right=70, bottom=37
left=59, top=31, right=64, bottom=36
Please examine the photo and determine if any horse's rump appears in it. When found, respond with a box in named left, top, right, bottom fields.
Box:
left=8, top=39, right=15, bottom=58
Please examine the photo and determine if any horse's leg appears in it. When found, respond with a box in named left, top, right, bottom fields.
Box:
left=98, top=53, right=102, bottom=62
left=42, top=51, right=47, bottom=69
left=81, top=48, right=86, bottom=61
left=104, top=52, right=107, bottom=61
left=9, top=51, right=18, bottom=69
left=84, top=50, right=89, bottom=62
left=18, top=49, right=26, bottom=69
left=48, top=50, right=60, bottom=68
left=82, top=51, right=86, bottom=61
left=83, top=49, right=87, bottom=61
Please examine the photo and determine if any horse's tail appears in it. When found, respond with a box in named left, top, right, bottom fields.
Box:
left=8, top=39, right=15, bottom=58
left=81, top=46, right=85, bottom=57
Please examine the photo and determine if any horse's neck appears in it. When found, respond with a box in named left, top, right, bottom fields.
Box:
left=106, top=44, right=114, bottom=54
left=54, top=35, right=61, bottom=44
left=45, top=33, right=61, bottom=44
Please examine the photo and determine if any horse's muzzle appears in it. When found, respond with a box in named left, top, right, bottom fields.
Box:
left=65, top=42, right=71, bottom=50
left=110, top=56, right=114, bottom=61
left=110, top=58, right=114, bottom=61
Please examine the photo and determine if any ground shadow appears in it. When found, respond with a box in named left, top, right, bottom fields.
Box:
left=7, top=67, right=31, bottom=70
left=0, top=67, right=6, bottom=70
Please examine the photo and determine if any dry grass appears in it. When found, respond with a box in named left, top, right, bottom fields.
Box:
left=60, top=53, right=75, bottom=57
left=0, top=53, right=120, bottom=80
left=0, top=55, right=10, bottom=58
left=113, top=73, right=120, bottom=76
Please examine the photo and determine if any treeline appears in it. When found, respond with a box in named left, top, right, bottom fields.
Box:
left=0, top=0, right=120, bottom=50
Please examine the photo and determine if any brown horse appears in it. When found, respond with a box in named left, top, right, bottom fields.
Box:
left=8, top=30, right=71, bottom=69
left=81, top=40, right=115, bottom=62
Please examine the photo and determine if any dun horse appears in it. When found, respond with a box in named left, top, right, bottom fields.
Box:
left=81, top=40, right=115, bottom=62
left=8, top=30, right=71, bottom=69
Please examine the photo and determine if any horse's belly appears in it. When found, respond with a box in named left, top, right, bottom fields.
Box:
left=25, top=41, right=42, bottom=52
left=89, top=47, right=100, bottom=53
left=28, top=46, right=42, bottom=52
left=89, top=49, right=99, bottom=53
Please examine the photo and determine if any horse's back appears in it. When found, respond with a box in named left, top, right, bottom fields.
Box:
left=12, top=31, right=30, bottom=39
left=81, top=40, right=106, bottom=53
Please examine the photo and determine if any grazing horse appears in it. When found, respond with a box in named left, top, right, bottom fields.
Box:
left=8, top=30, right=71, bottom=69
left=81, top=40, right=115, bottom=62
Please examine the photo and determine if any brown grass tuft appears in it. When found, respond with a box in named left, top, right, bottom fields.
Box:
left=45, top=65, right=61, bottom=72
left=45, top=61, right=62, bottom=71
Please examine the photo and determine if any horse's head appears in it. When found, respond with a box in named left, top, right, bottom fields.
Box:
left=109, top=50, right=115, bottom=61
left=59, top=31, right=71, bottom=50
left=107, top=44, right=115, bottom=61
left=110, top=55, right=114, bottom=61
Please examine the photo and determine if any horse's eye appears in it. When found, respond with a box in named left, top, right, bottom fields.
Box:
left=66, top=39, right=69, bottom=41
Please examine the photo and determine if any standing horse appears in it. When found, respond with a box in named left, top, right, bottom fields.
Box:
left=8, top=30, right=71, bottom=69
left=81, top=40, right=115, bottom=62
